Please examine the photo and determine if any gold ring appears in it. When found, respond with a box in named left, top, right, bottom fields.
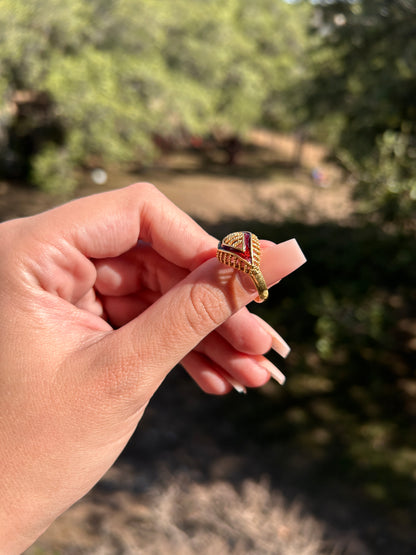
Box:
left=216, top=231, right=268, bottom=303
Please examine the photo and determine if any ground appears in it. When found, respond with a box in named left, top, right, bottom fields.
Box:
left=1, top=132, right=414, bottom=555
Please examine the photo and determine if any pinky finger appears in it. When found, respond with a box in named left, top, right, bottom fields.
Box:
left=182, top=351, right=243, bottom=395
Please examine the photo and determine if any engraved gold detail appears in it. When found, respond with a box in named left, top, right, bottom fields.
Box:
left=216, top=231, right=268, bottom=302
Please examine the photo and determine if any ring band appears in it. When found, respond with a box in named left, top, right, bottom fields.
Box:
left=216, top=231, right=269, bottom=302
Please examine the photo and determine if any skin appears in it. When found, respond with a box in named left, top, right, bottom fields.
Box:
left=0, top=183, right=306, bottom=552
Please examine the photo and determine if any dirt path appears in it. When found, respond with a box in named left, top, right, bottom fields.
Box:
left=1, top=132, right=353, bottom=227
left=106, top=132, right=353, bottom=226
left=147, top=160, right=352, bottom=226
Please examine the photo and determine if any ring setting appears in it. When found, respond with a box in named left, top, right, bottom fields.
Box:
left=216, top=231, right=268, bottom=302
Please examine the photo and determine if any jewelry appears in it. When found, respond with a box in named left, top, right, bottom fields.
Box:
left=216, top=231, right=268, bottom=302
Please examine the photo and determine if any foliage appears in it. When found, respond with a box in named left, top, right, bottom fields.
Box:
left=30, top=145, right=77, bottom=195
left=231, top=217, right=416, bottom=531
left=0, top=0, right=312, bottom=193
left=306, top=0, right=416, bottom=228
left=345, top=129, right=416, bottom=230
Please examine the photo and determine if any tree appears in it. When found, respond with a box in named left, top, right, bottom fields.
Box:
left=306, top=0, right=416, bottom=229
left=0, top=0, right=312, bottom=193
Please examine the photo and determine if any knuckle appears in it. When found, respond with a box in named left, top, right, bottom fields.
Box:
left=0, top=220, right=28, bottom=270
left=128, top=181, right=157, bottom=197
left=185, top=282, right=226, bottom=337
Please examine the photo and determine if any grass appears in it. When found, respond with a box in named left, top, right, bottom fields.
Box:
left=28, top=477, right=338, bottom=555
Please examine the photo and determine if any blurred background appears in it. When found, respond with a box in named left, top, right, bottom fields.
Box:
left=0, top=1, right=415, bottom=553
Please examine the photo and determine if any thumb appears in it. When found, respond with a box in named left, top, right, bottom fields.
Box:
left=85, top=239, right=306, bottom=406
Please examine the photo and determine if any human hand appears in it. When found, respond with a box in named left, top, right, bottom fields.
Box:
left=0, top=183, right=305, bottom=552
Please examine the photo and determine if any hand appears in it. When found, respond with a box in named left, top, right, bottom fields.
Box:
left=0, top=183, right=305, bottom=552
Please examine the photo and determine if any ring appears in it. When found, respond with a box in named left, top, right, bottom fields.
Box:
left=216, top=231, right=268, bottom=302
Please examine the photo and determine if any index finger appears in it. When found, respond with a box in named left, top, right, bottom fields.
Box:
left=32, top=183, right=217, bottom=269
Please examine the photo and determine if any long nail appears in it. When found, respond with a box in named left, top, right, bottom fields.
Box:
left=259, top=358, right=286, bottom=386
left=251, top=314, right=291, bottom=358
left=226, top=376, right=247, bottom=394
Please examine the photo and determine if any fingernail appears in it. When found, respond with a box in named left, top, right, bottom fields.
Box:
left=263, top=238, right=307, bottom=287
left=227, top=377, right=247, bottom=394
left=251, top=314, right=291, bottom=358
left=259, top=358, right=286, bottom=386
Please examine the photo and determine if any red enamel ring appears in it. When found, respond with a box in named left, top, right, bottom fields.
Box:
left=216, top=231, right=268, bottom=303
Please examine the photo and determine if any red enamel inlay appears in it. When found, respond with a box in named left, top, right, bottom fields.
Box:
left=219, top=232, right=252, bottom=263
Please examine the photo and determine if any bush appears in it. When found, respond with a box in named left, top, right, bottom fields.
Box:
left=346, top=129, right=416, bottom=231
left=31, top=145, right=77, bottom=195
